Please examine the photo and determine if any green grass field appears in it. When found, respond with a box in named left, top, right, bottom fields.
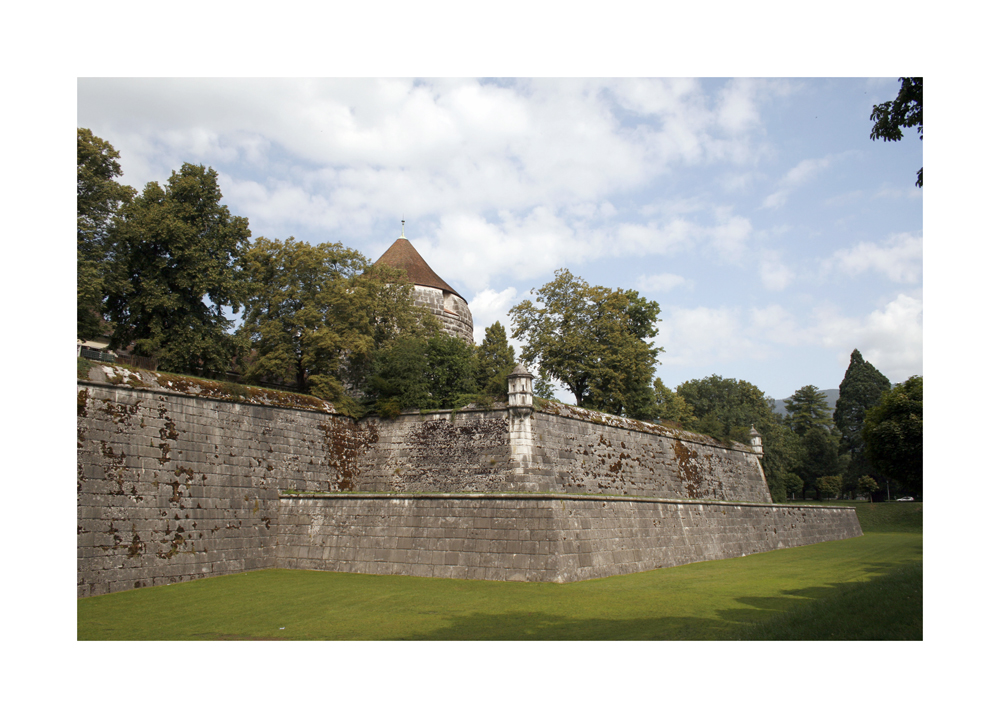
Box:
left=77, top=501, right=921, bottom=640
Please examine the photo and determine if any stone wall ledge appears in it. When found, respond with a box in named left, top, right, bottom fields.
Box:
left=78, top=379, right=339, bottom=415
left=280, top=492, right=856, bottom=511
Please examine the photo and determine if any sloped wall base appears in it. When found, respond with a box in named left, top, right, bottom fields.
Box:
left=276, top=494, right=863, bottom=583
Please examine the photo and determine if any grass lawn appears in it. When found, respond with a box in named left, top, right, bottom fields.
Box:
left=77, top=502, right=921, bottom=641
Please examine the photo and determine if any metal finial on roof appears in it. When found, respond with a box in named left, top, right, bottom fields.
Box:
left=400, top=218, right=405, bottom=239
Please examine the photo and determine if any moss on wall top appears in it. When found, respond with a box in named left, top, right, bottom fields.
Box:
left=81, top=361, right=339, bottom=414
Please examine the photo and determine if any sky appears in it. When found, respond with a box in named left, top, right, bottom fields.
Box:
left=78, top=77, right=922, bottom=404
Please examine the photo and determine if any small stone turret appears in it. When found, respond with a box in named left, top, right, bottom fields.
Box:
left=749, top=425, right=763, bottom=457
left=507, top=364, right=534, bottom=418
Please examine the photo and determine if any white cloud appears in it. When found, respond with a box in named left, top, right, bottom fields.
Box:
left=468, top=287, right=519, bottom=343
left=750, top=304, right=800, bottom=345
left=758, top=250, right=793, bottom=290
left=828, top=232, right=922, bottom=283
left=813, top=292, right=923, bottom=381
left=762, top=155, right=833, bottom=209
left=636, top=273, right=689, bottom=293
left=80, top=78, right=781, bottom=237
left=656, top=306, right=770, bottom=366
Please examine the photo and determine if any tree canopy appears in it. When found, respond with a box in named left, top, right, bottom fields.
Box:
left=650, top=378, right=695, bottom=426
left=104, top=163, right=250, bottom=374
left=834, top=349, right=892, bottom=481
left=77, top=129, right=135, bottom=340
left=784, top=385, right=834, bottom=436
left=871, top=77, right=923, bottom=187
left=238, top=237, right=423, bottom=406
left=475, top=322, right=516, bottom=399
left=509, top=269, right=661, bottom=417
left=862, top=375, right=923, bottom=496
left=366, top=333, right=478, bottom=415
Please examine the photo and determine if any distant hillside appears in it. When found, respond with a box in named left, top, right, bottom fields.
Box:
left=771, top=388, right=839, bottom=419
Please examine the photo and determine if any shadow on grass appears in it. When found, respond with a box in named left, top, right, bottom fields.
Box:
left=402, top=561, right=923, bottom=641
left=400, top=610, right=737, bottom=640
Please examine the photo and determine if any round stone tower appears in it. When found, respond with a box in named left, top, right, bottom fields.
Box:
left=373, top=223, right=474, bottom=343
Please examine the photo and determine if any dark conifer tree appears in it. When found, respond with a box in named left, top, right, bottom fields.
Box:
left=834, top=349, right=892, bottom=482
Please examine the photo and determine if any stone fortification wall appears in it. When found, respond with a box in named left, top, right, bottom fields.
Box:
left=77, top=381, right=374, bottom=596
left=518, top=402, right=772, bottom=503
left=78, top=378, right=844, bottom=596
left=276, top=494, right=862, bottom=583
left=412, top=285, right=474, bottom=343
left=351, top=410, right=522, bottom=493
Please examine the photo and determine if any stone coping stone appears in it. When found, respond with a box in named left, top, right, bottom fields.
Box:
left=279, top=492, right=855, bottom=511
left=78, top=379, right=339, bottom=415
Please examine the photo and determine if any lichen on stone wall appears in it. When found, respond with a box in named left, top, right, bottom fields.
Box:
left=319, top=418, right=379, bottom=491
left=392, top=416, right=511, bottom=492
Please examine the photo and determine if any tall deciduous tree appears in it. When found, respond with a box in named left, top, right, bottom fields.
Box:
left=105, top=164, right=250, bottom=374
left=784, top=385, right=834, bottom=436
left=871, top=77, right=923, bottom=187
left=476, top=322, right=516, bottom=398
left=862, top=375, right=923, bottom=496
left=509, top=269, right=661, bottom=417
left=240, top=237, right=419, bottom=404
left=834, top=349, right=892, bottom=482
left=77, top=129, right=135, bottom=340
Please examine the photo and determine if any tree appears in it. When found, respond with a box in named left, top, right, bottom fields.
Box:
left=650, top=378, right=695, bottom=426
left=239, top=237, right=419, bottom=405
left=105, top=164, right=250, bottom=374
left=871, top=77, right=923, bottom=187
left=77, top=129, right=135, bottom=339
left=815, top=475, right=842, bottom=500
left=676, top=375, right=771, bottom=442
left=784, top=385, right=834, bottom=436
left=476, top=322, right=516, bottom=399
left=797, top=427, right=845, bottom=499
left=862, top=375, right=923, bottom=496
left=509, top=269, right=661, bottom=416
left=532, top=368, right=556, bottom=400
left=367, top=333, right=477, bottom=414
left=857, top=475, right=880, bottom=502
left=784, top=473, right=804, bottom=501
left=834, top=349, right=892, bottom=482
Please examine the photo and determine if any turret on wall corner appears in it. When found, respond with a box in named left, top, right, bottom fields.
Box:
left=749, top=425, right=763, bottom=457
left=507, top=364, right=534, bottom=419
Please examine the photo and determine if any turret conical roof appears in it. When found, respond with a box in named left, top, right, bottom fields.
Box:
left=373, top=237, right=465, bottom=302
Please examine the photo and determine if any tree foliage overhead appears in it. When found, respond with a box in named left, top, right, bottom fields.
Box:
left=77, top=129, right=135, bottom=340
left=476, top=322, right=516, bottom=399
left=834, top=349, right=892, bottom=480
left=862, top=375, right=923, bottom=496
left=784, top=385, right=834, bottom=436
left=870, top=77, right=923, bottom=187
left=104, top=163, right=250, bottom=374
left=509, top=269, right=661, bottom=417
left=238, top=237, right=421, bottom=404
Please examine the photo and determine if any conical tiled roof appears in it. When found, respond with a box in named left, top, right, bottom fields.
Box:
left=373, top=237, right=465, bottom=302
